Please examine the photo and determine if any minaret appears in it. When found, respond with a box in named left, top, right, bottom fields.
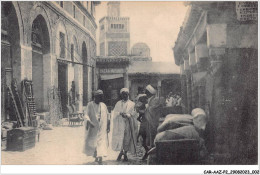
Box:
left=107, top=1, right=120, bottom=17
left=99, top=1, right=130, bottom=56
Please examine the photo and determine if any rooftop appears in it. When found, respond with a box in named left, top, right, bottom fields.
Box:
left=128, top=61, right=180, bottom=75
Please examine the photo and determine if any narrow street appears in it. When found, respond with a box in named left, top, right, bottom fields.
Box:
left=1, top=124, right=146, bottom=165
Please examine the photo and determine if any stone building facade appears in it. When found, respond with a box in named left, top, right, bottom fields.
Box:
left=1, top=1, right=100, bottom=121
left=96, top=2, right=180, bottom=110
left=173, top=2, right=257, bottom=164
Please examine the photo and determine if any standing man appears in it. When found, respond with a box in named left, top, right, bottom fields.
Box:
left=143, top=84, right=165, bottom=160
left=111, top=88, right=138, bottom=161
left=83, top=90, right=110, bottom=165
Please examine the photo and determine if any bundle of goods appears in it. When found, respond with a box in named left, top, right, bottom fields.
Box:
left=3, top=79, right=38, bottom=151
left=148, top=108, right=208, bottom=165
left=157, top=114, right=193, bottom=133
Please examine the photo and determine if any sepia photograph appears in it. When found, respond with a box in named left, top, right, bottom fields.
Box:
left=0, top=0, right=259, bottom=174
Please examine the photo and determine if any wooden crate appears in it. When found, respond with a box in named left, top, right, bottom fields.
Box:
left=6, top=127, right=36, bottom=151
left=155, top=139, right=200, bottom=165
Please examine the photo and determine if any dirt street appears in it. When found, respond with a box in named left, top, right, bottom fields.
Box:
left=1, top=125, right=146, bottom=165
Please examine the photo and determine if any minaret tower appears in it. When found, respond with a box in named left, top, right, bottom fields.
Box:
left=99, top=1, right=130, bottom=56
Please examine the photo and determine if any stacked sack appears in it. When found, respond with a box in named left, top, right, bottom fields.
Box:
left=153, top=108, right=208, bottom=161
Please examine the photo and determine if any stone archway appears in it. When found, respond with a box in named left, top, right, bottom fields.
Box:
left=1, top=2, right=21, bottom=121
left=31, top=15, right=50, bottom=112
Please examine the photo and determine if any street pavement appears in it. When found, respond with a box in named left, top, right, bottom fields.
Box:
left=1, top=124, right=146, bottom=165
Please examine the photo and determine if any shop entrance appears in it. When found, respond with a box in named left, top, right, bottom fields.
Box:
left=100, top=77, right=124, bottom=111
left=58, top=62, right=68, bottom=117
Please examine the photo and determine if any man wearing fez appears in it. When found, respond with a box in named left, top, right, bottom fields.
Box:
left=111, top=88, right=138, bottom=161
left=83, top=90, right=110, bottom=165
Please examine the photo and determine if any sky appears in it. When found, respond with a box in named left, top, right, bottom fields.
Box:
left=95, top=1, right=189, bottom=67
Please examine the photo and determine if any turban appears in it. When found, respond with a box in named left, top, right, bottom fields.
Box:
left=120, top=88, right=129, bottom=94
left=146, top=85, right=156, bottom=95
left=94, top=89, right=103, bottom=96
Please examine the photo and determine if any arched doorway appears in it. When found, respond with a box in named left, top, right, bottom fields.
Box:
left=72, top=36, right=83, bottom=111
left=1, top=2, right=21, bottom=121
left=31, top=15, right=50, bottom=112
left=82, top=42, right=88, bottom=106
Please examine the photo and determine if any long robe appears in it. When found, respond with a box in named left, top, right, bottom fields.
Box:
left=145, top=96, right=165, bottom=147
left=83, top=101, right=109, bottom=157
left=111, top=100, right=138, bottom=154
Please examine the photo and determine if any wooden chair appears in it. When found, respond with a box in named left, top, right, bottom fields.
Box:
left=66, top=105, right=84, bottom=126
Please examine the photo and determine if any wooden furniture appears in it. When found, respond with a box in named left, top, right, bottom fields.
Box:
left=66, top=105, right=84, bottom=126
left=6, top=127, right=36, bottom=151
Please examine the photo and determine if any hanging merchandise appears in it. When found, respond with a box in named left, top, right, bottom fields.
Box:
left=21, top=79, right=37, bottom=127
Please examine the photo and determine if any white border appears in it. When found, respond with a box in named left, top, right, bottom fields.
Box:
left=1, top=0, right=259, bottom=174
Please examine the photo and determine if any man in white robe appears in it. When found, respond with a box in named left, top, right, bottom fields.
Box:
left=111, top=88, right=138, bottom=161
left=83, top=90, right=109, bottom=165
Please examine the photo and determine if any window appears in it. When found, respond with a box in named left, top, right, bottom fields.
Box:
left=83, top=15, right=85, bottom=26
left=60, top=1, right=63, bottom=8
left=59, top=32, right=65, bottom=58
left=71, top=44, right=74, bottom=62
left=111, top=24, right=124, bottom=29
left=73, top=5, right=76, bottom=18
left=101, top=25, right=104, bottom=30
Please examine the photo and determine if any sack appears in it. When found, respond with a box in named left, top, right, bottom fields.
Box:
left=43, top=124, right=53, bottom=130
left=191, top=108, right=207, bottom=130
left=157, top=114, right=193, bottom=133
left=155, top=125, right=199, bottom=142
left=155, top=128, right=186, bottom=142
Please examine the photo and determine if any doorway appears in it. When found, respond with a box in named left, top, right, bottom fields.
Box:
left=31, top=15, right=50, bottom=112
left=58, top=62, right=68, bottom=118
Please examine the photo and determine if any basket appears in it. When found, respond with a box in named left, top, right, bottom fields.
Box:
left=155, top=139, right=200, bottom=165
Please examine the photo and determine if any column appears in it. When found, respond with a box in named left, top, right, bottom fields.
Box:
left=189, top=52, right=197, bottom=73
left=18, top=44, right=32, bottom=90
left=195, top=43, right=209, bottom=109
left=207, top=24, right=227, bottom=158
left=180, top=62, right=187, bottom=114
left=157, top=80, right=162, bottom=98
left=124, top=68, right=129, bottom=89
left=195, top=43, right=209, bottom=72
left=43, top=53, right=55, bottom=111
left=184, top=59, right=192, bottom=113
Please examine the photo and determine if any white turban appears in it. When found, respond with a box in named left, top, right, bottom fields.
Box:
left=120, top=88, right=129, bottom=94
left=145, top=85, right=156, bottom=95
left=94, top=89, right=103, bottom=96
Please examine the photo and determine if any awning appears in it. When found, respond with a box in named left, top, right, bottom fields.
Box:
left=100, top=74, right=123, bottom=80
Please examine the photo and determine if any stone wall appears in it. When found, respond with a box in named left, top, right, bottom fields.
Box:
left=1, top=1, right=98, bottom=114
left=173, top=2, right=258, bottom=164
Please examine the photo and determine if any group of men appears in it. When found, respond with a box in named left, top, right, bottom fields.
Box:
left=82, top=84, right=164, bottom=164
left=165, top=92, right=182, bottom=107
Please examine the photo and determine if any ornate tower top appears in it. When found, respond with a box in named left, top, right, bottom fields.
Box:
left=107, top=1, right=120, bottom=17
